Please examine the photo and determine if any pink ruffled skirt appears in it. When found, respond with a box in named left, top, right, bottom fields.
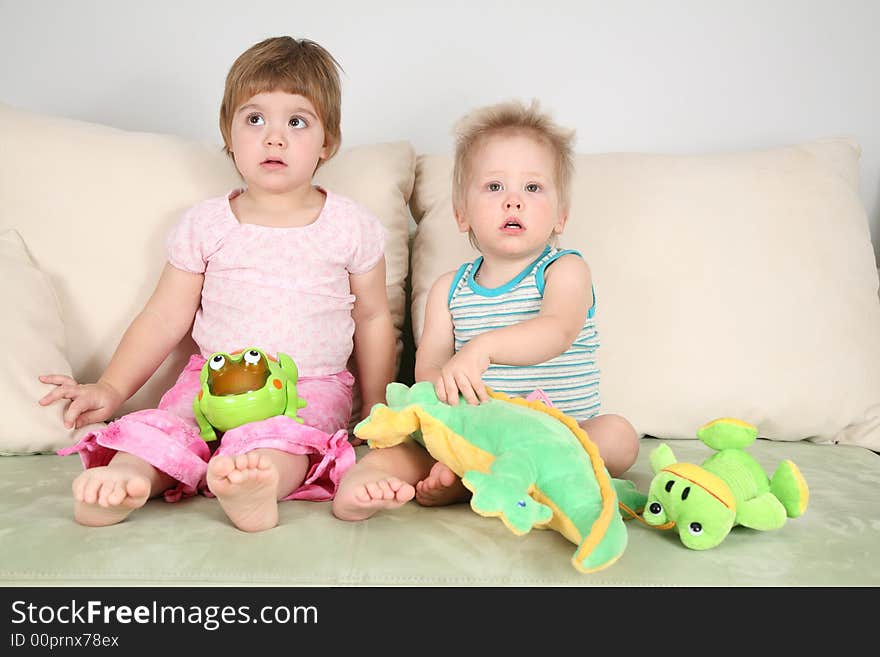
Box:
left=58, top=355, right=356, bottom=503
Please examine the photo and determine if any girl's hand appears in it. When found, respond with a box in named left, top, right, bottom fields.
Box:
left=37, top=375, right=125, bottom=429
left=435, top=342, right=490, bottom=406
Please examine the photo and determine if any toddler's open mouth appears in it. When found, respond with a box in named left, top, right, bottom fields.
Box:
left=501, top=218, right=524, bottom=232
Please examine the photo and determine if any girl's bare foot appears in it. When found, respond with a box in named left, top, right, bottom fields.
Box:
left=332, top=472, right=415, bottom=521
left=72, top=466, right=151, bottom=527
left=207, top=453, right=280, bottom=532
left=415, top=461, right=471, bottom=507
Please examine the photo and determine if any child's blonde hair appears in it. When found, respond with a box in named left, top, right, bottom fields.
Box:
left=219, top=36, right=343, bottom=165
left=452, top=99, right=575, bottom=248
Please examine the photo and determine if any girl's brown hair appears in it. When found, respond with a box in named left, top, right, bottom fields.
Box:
left=219, top=37, right=343, bottom=164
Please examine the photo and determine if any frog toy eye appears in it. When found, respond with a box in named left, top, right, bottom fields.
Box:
left=648, top=502, right=663, bottom=516
left=243, top=349, right=262, bottom=365
left=688, top=522, right=703, bottom=536
left=209, top=354, right=226, bottom=371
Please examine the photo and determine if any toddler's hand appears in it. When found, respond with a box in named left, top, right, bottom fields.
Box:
left=435, top=344, right=490, bottom=406
left=37, top=375, right=125, bottom=429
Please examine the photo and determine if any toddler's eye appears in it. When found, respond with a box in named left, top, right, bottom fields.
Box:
left=487, top=182, right=503, bottom=192
left=289, top=116, right=308, bottom=129
left=246, top=113, right=264, bottom=126
left=525, top=183, right=541, bottom=193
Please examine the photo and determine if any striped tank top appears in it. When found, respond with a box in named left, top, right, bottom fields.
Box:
left=448, top=245, right=601, bottom=421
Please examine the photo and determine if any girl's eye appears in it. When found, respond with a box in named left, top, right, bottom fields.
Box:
left=289, top=116, right=308, bottom=129
left=246, top=114, right=264, bottom=126
left=487, top=182, right=502, bottom=192
left=525, top=183, right=541, bottom=193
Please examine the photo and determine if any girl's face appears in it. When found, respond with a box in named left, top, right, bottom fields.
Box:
left=455, top=133, right=567, bottom=261
left=228, top=90, right=328, bottom=194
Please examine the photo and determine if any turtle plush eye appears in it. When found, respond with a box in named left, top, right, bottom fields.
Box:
left=688, top=522, right=703, bottom=535
left=243, top=349, right=262, bottom=365
left=648, top=502, right=663, bottom=516
left=209, top=355, right=226, bottom=371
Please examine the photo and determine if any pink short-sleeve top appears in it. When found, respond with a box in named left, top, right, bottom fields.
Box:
left=166, top=187, right=386, bottom=376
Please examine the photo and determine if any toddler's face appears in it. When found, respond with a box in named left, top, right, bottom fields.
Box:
left=456, top=133, right=566, bottom=259
left=228, top=90, right=328, bottom=194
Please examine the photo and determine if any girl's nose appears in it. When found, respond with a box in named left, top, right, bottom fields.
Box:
left=265, top=134, right=286, bottom=148
left=504, top=196, right=522, bottom=210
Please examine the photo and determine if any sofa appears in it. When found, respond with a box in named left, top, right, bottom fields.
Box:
left=2, top=101, right=879, bottom=587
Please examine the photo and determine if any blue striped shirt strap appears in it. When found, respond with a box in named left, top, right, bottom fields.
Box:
left=447, top=262, right=471, bottom=307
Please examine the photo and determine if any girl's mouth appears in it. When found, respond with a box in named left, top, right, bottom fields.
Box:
left=261, top=159, right=287, bottom=169
left=501, top=218, right=524, bottom=233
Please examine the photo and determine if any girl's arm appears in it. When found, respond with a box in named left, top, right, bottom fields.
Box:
left=39, top=263, right=204, bottom=428
left=435, top=254, right=591, bottom=405
left=350, top=256, right=396, bottom=419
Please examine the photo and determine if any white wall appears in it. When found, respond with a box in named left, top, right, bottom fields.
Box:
left=2, top=0, right=878, bottom=261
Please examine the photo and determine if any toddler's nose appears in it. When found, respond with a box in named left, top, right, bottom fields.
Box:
left=265, top=134, right=286, bottom=148
left=505, top=198, right=522, bottom=210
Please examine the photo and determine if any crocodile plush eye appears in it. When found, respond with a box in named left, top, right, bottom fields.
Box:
left=648, top=502, right=663, bottom=516
left=243, top=349, right=261, bottom=365
left=209, top=355, right=226, bottom=370
left=688, top=522, right=703, bottom=535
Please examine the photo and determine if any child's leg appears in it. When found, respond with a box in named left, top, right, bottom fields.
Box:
left=207, top=448, right=310, bottom=533
left=333, top=441, right=436, bottom=521
left=59, top=356, right=215, bottom=526
left=415, top=414, right=641, bottom=503
left=207, top=371, right=358, bottom=532
left=72, top=451, right=176, bottom=527
left=578, top=414, right=640, bottom=478
left=414, top=460, right=472, bottom=507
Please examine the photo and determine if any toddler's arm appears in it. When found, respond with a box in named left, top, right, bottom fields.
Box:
left=351, top=257, right=396, bottom=419
left=38, top=263, right=204, bottom=428
left=428, top=255, right=592, bottom=405
left=414, top=271, right=475, bottom=403
left=469, top=254, right=592, bottom=366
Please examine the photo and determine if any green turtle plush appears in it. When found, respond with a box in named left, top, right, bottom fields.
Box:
left=193, top=347, right=307, bottom=442
left=641, top=418, right=809, bottom=549
left=354, top=382, right=646, bottom=573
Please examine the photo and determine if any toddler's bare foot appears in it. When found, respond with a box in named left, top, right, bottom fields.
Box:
left=333, top=474, right=415, bottom=521
left=72, top=466, right=150, bottom=527
left=207, top=453, right=279, bottom=533
left=415, top=461, right=471, bottom=507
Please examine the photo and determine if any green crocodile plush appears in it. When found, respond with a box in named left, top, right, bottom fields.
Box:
left=642, top=417, right=809, bottom=549
left=354, top=382, right=646, bottom=573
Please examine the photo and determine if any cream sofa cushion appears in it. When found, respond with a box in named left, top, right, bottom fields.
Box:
left=0, top=102, right=414, bottom=419
left=0, top=229, right=104, bottom=453
left=410, top=138, right=880, bottom=449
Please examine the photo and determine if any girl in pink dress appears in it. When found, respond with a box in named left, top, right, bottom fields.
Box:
left=39, top=36, right=396, bottom=533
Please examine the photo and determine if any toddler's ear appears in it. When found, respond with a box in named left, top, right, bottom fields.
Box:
left=553, top=208, right=569, bottom=234
left=453, top=208, right=469, bottom=233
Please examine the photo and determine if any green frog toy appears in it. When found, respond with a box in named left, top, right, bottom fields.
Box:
left=193, top=347, right=307, bottom=443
